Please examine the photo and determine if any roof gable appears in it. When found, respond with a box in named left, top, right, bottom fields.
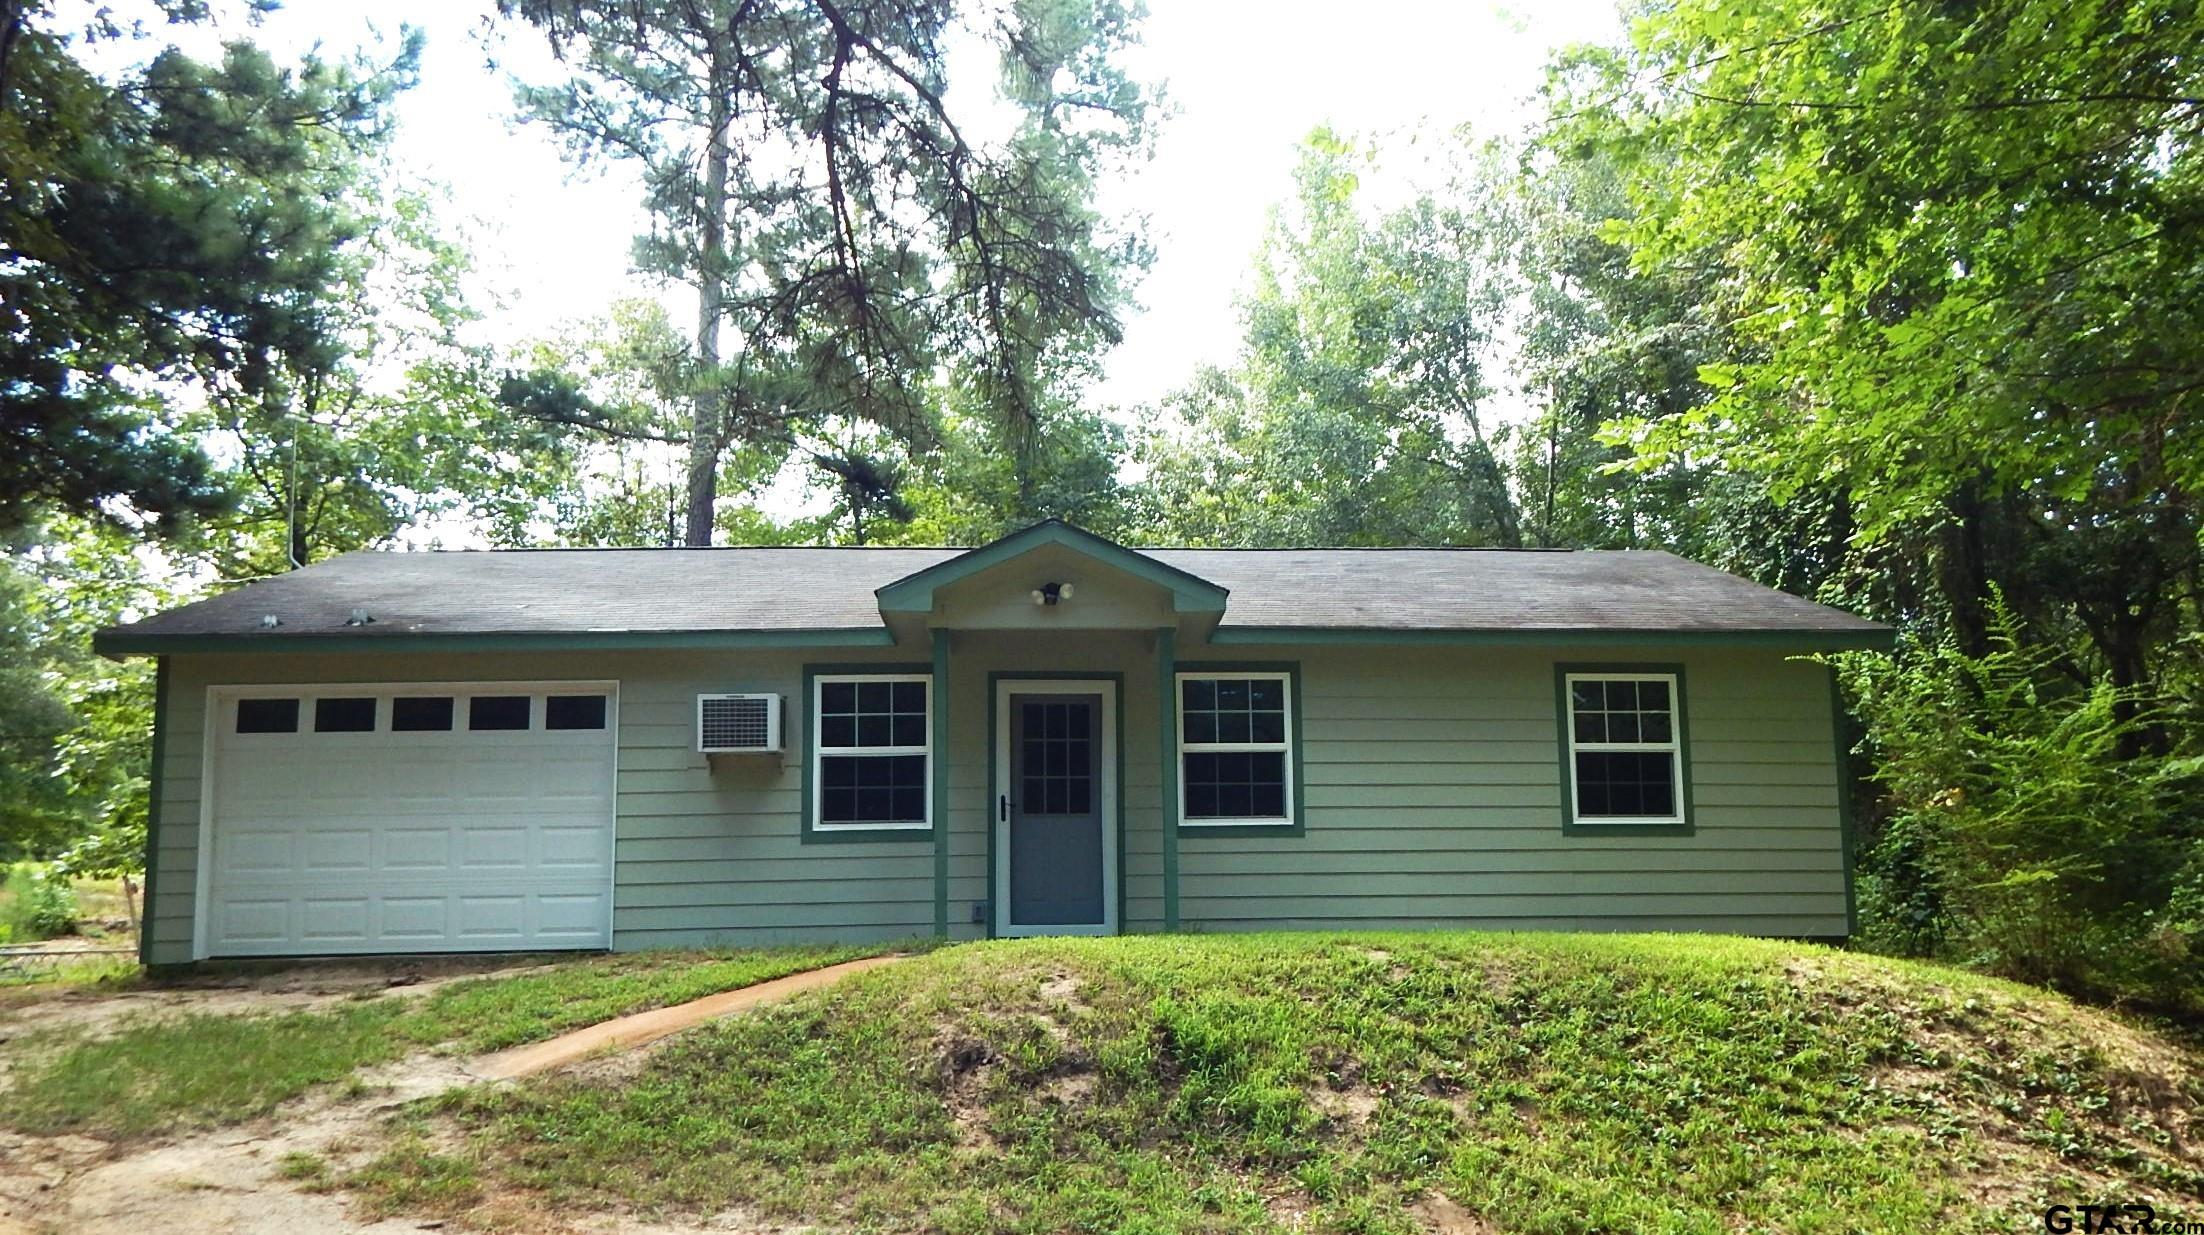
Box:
left=874, top=520, right=1228, bottom=617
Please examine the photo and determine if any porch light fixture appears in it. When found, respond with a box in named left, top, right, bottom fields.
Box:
left=1030, top=581, right=1074, bottom=606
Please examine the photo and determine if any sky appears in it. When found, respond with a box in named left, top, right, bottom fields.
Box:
left=169, top=0, right=1623, bottom=412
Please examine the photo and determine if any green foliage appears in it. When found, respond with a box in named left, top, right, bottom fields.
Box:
left=0, top=2, right=420, bottom=536
left=499, top=0, right=1157, bottom=543
left=1137, top=131, right=1521, bottom=547
left=1840, top=615, right=2204, bottom=1011
left=0, top=519, right=172, bottom=861
left=0, top=864, right=79, bottom=942
left=1564, top=0, right=2204, bottom=682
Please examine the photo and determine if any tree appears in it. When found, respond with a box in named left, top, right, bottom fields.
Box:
left=1565, top=0, right=2204, bottom=698
left=188, top=180, right=576, bottom=577
left=498, top=0, right=1155, bottom=544
left=0, top=1, right=420, bottom=537
left=1136, top=130, right=1521, bottom=547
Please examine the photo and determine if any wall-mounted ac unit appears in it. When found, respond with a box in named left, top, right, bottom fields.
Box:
left=697, top=693, right=782, bottom=754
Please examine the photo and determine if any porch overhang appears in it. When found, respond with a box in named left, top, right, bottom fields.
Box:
left=875, top=520, right=1229, bottom=619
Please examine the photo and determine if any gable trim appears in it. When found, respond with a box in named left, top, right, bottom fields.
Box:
left=875, top=520, right=1228, bottom=616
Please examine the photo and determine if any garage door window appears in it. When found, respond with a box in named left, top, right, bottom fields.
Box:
left=235, top=697, right=299, bottom=734
left=391, top=696, right=455, bottom=731
left=314, top=697, right=377, bottom=733
left=469, top=696, right=532, bottom=731
left=546, top=695, right=607, bottom=730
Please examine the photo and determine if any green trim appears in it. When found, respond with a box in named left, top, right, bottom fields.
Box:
left=1555, top=662, right=1696, bottom=837
left=138, top=657, right=169, bottom=966
left=875, top=519, right=1228, bottom=615
left=1156, top=627, right=1179, bottom=931
left=985, top=670, right=1129, bottom=938
left=931, top=633, right=951, bottom=936
left=95, top=627, right=896, bottom=658
left=1209, top=626, right=1894, bottom=650
left=799, top=662, right=937, bottom=846
left=1171, top=660, right=1307, bottom=839
left=1828, top=663, right=1860, bottom=937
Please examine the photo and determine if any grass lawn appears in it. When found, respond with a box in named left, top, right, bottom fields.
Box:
left=0, top=943, right=890, bottom=1137
left=350, top=933, right=2204, bottom=1235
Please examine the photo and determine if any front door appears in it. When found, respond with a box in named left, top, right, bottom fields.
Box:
left=994, top=681, right=1117, bottom=936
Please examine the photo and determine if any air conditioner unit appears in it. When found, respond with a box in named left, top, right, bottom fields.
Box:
left=697, top=693, right=782, bottom=754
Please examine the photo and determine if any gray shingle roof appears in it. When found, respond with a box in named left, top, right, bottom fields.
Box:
left=99, top=540, right=1888, bottom=650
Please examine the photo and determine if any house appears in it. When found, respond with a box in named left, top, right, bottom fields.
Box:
left=95, top=520, right=1891, bottom=965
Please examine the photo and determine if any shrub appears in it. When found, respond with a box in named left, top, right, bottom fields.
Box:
left=1837, top=613, right=2204, bottom=1014
left=1, top=865, right=78, bottom=942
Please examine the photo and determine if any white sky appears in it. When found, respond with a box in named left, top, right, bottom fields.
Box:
left=183, top=0, right=1621, bottom=413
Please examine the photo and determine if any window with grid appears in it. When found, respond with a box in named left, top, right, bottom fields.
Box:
left=1564, top=673, right=1684, bottom=823
left=813, top=675, right=930, bottom=829
left=1177, top=672, right=1294, bottom=825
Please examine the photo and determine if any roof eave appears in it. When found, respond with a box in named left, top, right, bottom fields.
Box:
left=1205, top=625, right=1897, bottom=650
left=91, top=626, right=899, bottom=659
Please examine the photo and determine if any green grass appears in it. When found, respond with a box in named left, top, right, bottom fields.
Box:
left=0, top=943, right=890, bottom=1137
left=355, top=933, right=2204, bottom=1234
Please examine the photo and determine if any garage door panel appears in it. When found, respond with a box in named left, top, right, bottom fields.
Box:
left=219, top=830, right=295, bottom=876
left=383, top=898, right=451, bottom=940
left=541, top=825, right=609, bottom=868
left=383, top=828, right=453, bottom=871
left=457, top=895, right=527, bottom=940
left=301, top=829, right=374, bottom=873
left=301, top=899, right=371, bottom=944
left=461, top=827, right=530, bottom=870
left=205, top=684, right=616, bottom=957
left=219, top=899, right=291, bottom=945
left=536, top=894, right=610, bottom=938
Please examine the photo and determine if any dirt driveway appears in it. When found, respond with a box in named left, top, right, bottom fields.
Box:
left=0, top=956, right=855, bottom=1235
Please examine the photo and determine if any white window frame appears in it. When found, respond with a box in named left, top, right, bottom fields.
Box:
left=1563, top=671, right=1685, bottom=826
left=811, top=672, right=933, bottom=831
left=1175, top=669, right=1296, bottom=828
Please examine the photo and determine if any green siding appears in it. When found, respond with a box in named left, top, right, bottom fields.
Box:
left=1164, top=642, right=1849, bottom=937
left=143, top=635, right=1849, bottom=962
left=149, top=648, right=943, bottom=962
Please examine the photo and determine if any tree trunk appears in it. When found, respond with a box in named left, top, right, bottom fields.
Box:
left=1938, top=481, right=1993, bottom=659
left=683, top=41, right=732, bottom=547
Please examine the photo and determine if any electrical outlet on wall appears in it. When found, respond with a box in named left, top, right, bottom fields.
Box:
left=971, top=900, right=989, bottom=924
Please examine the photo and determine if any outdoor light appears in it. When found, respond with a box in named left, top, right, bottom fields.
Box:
left=1030, top=581, right=1073, bottom=606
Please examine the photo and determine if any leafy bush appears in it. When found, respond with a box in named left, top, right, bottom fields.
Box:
left=1838, top=614, right=2204, bottom=1013
left=0, top=864, right=78, bottom=942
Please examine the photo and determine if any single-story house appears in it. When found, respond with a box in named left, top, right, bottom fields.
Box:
left=95, top=520, right=1892, bottom=965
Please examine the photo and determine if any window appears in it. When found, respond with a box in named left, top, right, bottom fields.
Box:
left=391, top=696, right=455, bottom=732
left=812, top=674, right=930, bottom=830
left=469, top=695, right=532, bottom=731
left=236, top=697, right=300, bottom=734
left=1562, top=670, right=1689, bottom=827
left=546, top=694, right=608, bottom=731
left=1177, top=670, right=1295, bottom=826
left=313, top=696, right=377, bottom=733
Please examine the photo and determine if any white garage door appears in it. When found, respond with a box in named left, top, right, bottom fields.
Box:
left=201, top=682, right=617, bottom=958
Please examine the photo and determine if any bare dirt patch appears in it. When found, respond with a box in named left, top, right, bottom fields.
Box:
left=1407, top=1192, right=1497, bottom=1234
left=0, top=956, right=556, bottom=1043
left=3, top=1049, right=485, bottom=1235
